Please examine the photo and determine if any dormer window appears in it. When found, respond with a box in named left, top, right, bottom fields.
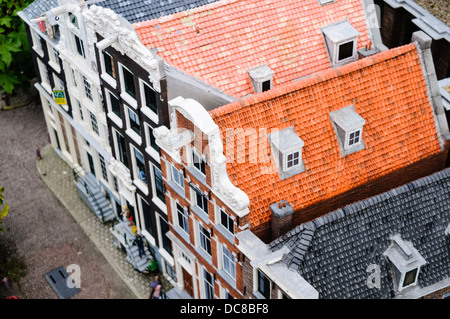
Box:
left=329, top=105, right=365, bottom=156
left=322, top=21, right=359, bottom=67
left=248, top=65, right=274, bottom=93
left=268, top=127, right=305, bottom=180
left=383, top=234, right=426, bottom=293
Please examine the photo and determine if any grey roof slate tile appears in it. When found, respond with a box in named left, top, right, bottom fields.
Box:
left=93, top=0, right=219, bottom=24
left=270, top=168, right=450, bottom=299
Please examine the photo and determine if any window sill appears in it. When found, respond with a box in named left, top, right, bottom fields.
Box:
left=145, top=146, right=160, bottom=164
left=121, top=92, right=138, bottom=109
left=101, top=73, right=117, bottom=89
left=253, top=291, right=268, bottom=300
left=48, top=61, right=61, bottom=74
left=141, top=106, right=159, bottom=124
left=125, top=129, right=142, bottom=146
left=133, top=178, right=149, bottom=195
left=217, top=269, right=236, bottom=289
left=195, top=246, right=213, bottom=266
left=187, top=166, right=207, bottom=187
left=33, top=46, right=44, bottom=58
left=152, top=196, right=167, bottom=215
left=166, top=180, right=186, bottom=200
left=107, top=112, right=123, bottom=128
left=190, top=205, right=209, bottom=225
left=214, top=224, right=235, bottom=244
left=173, top=225, right=191, bottom=245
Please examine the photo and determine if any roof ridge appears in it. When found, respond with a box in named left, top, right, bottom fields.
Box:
left=209, top=44, right=417, bottom=120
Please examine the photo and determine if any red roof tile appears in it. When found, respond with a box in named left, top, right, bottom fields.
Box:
left=209, top=44, right=442, bottom=228
left=134, top=0, right=371, bottom=98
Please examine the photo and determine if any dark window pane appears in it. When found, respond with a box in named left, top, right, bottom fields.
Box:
left=338, top=41, right=354, bottom=60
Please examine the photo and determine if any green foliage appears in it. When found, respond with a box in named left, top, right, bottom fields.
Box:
left=0, top=186, right=9, bottom=233
left=0, top=239, right=27, bottom=286
left=0, top=0, right=34, bottom=95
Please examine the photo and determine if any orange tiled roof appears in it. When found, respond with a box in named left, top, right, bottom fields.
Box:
left=134, top=0, right=371, bottom=98
left=209, top=44, right=442, bottom=228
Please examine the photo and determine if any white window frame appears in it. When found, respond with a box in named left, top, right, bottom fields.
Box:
left=100, top=50, right=117, bottom=88
left=174, top=201, right=189, bottom=235
left=47, top=44, right=61, bottom=72
left=144, top=123, right=160, bottom=161
left=82, top=76, right=93, bottom=101
left=171, top=164, right=184, bottom=190
left=202, top=268, right=215, bottom=299
left=88, top=111, right=99, bottom=135
left=105, top=89, right=122, bottom=128
left=99, top=153, right=109, bottom=182
left=284, top=150, right=301, bottom=171
left=191, top=148, right=206, bottom=176
left=221, top=245, right=236, bottom=280
left=345, top=128, right=363, bottom=149
left=217, top=207, right=234, bottom=235
left=131, top=145, right=148, bottom=194
left=150, top=163, right=166, bottom=212
left=125, top=106, right=142, bottom=145
left=37, top=60, right=51, bottom=93
left=118, top=63, right=137, bottom=108
left=30, top=29, right=43, bottom=57
left=199, top=224, right=212, bottom=257
left=140, top=79, right=159, bottom=123
left=73, top=32, right=86, bottom=59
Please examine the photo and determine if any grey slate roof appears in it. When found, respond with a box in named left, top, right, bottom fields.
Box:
left=269, top=168, right=450, bottom=299
left=92, top=0, right=219, bottom=24
left=22, top=0, right=58, bottom=20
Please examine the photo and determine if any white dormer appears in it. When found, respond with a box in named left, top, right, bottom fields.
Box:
left=329, top=105, right=365, bottom=156
left=322, top=21, right=360, bottom=67
left=248, top=65, right=274, bottom=93
left=268, top=127, right=305, bottom=180
left=383, top=234, right=426, bottom=293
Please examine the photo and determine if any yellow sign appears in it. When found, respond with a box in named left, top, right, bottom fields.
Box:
left=53, top=89, right=67, bottom=105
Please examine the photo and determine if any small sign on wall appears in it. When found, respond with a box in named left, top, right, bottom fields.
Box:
left=53, top=89, right=67, bottom=105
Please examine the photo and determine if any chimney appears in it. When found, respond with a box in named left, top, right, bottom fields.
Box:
left=270, top=200, right=294, bottom=240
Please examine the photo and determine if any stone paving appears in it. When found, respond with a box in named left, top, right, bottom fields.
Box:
left=35, top=143, right=173, bottom=299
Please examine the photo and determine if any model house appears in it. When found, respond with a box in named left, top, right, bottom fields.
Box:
left=19, top=0, right=450, bottom=299
left=154, top=32, right=450, bottom=298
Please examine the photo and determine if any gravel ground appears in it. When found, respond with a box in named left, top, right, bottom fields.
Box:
left=0, top=102, right=135, bottom=299
left=414, top=0, right=450, bottom=26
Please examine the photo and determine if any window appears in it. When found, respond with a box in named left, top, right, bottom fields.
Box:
left=71, top=68, right=78, bottom=87
left=128, top=108, right=140, bottom=135
left=143, top=82, right=158, bottom=114
left=134, top=148, right=146, bottom=183
left=38, top=60, right=51, bottom=88
left=68, top=12, right=79, bottom=28
left=109, top=92, right=121, bottom=118
left=176, top=203, right=189, bottom=234
left=403, top=269, right=418, bottom=288
left=248, top=65, right=273, bottom=93
left=192, top=149, right=206, bottom=175
left=171, top=165, right=184, bottom=189
left=103, top=51, right=115, bottom=78
left=319, top=0, right=334, bottom=5
left=99, top=154, right=108, bottom=182
left=329, top=105, right=366, bottom=156
left=195, top=191, right=208, bottom=215
left=146, top=124, right=159, bottom=152
left=338, top=41, right=354, bottom=61
left=141, top=197, right=156, bottom=238
left=153, top=166, right=165, bottom=203
left=347, top=129, right=361, bottom=147
left=383, top=234, right=426, bottom=293
left=113, top=176, right=119, bottom=193
left=89, top=111, right=99, bottom=135
left=203, top=269, right=214, bottom=299
left=122, top=66, right=136, bottom=99
left=222, top=246, right=236, bottom=279
left=74, top=34, right=85, bottom=58
left=77, top=101, right=84, bottom=121
left=286, top=151, right=300, bottom=169
left=257, top=270, right=271, bottom=299
left=262, top=80, right=271, bottom=92
left=321, top=21, right=359, bottom=67
left=220, top=209, right=234, bottom=235
left=115, top=131, right=129, bottom=167
left=83, top=76, right=93, bottom=101
left=159, top=216, right=173, bottom=256
left=199, top=224, right=211, bottom=256
left=268, top=127, right=305, bottom=180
